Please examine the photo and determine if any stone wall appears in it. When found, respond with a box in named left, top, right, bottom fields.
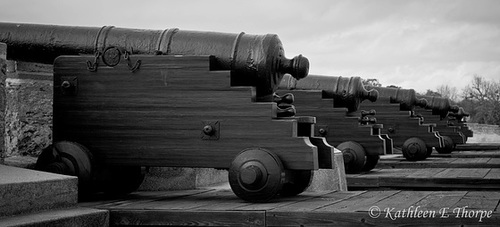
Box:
left=0, top=43, right=6, bottom=164
left=5, top=61, right=53, bottom=158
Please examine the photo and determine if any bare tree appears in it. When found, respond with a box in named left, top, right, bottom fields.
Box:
left=461, top=75, right=500, bottom=125
left=436, top=85, right=459, bottom=103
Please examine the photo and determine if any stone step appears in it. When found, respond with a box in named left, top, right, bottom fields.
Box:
left=0, top=207, right=108, bottom=227
left=0, top=164, right=78, bottom=218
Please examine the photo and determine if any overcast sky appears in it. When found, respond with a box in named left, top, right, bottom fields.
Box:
left=1, top=0, right=499, bottom=94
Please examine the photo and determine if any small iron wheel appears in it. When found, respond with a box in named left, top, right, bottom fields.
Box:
left=402, top=138, right=428, bottom=161
left=229, top=148, right=285, bottom=202
left=435, top=136, right=455, bottom=154
left=280, top=170, right=314, bottom=197
left=361, top=155, right=380, bottom=172
left=35, top=141, right=94, bottom=195
left=337, top=141, right=366, bottom=174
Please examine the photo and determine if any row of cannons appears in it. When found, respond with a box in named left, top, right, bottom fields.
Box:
left=0, top=23, right=471, bottom=202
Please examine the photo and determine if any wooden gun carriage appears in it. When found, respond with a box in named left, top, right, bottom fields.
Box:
left=361, top=86, right=444, bottom=161
left=448, top=107, right=473, bottom=141
left=278, top=74, right=392, bottom=174
left=415, top=96, right=468, bottom=153
left=0, top=22, right=337, bottom=202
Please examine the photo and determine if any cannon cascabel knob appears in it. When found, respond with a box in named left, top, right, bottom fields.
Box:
left=281, top=54, right=309, bottom=80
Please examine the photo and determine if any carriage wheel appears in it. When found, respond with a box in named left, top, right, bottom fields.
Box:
left=402, top=138, right=428, bottom=161
left=229, top=148, right=285, bottom=202
left=435, top=136, right=455, bottom=154
left=98, top=166, right=146, bottom=196
left=35, top=141, right=94, bottom=195
left=280, top=170, right=314, bottom=197
left=361, top=155, right=380, bottom=172
left=337, top=141, right=366, bottom=174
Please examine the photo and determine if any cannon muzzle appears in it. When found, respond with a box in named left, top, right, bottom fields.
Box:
left=279, top=74, right=378, bottom=112
left=0, top=22, right=309, bottom=99
left=366, top=86, right=428, bottom=110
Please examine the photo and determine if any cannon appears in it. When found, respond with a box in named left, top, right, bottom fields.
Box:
left=448, top=107, right=473, bottom=140
left=415, top=95, right=467, bottom=153
left=361, top=86, right=444, bottom=161
left=278, top=74, right=392, bottom=174
left=0, top=22, right=335, bottom=202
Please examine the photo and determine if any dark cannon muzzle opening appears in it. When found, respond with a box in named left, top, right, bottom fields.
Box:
left=0, top=22, right=309, bottom=99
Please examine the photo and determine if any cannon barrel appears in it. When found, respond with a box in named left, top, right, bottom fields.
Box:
left=279, top=74, right=378, bottom=112
left=365, top=86, right=428, bottom=110
left=0, top=22, right=309, bottom=99
left=418, top=95, right=460, bottom=116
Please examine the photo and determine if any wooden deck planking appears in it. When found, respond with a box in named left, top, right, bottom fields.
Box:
left=484, top=168, right=500, bottom=179
left=314, top=190, right=399, bottom=212
left=450, top=191, right=500, bottom=211
left=267, top=191, right=366, bottom=212
left=89, top=189, right=213, bottom=210
left=404, top=168, right=447, bottom=178
left=80, top=189, right=500, bottom=226
left=347, top=168, right=500, bottom=190
left=377, top=154, right=500, bottom=169
left=410, top=191, right=468, bottom=211
left=110, top=209, right=266, bottom=227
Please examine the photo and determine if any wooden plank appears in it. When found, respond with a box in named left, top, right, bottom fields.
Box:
left=411, top=191, right=468, bottom=211
left=455, top=168, right=490, bottom=179
left=370, top=191, right=434, bottom=211
left=235, top=191, right=340, bottom=211
left=267, top=211, right=500, bottom=227
left=487, top=158, right=500, bottom=165
left=450, top=191, right=500, bottom=212
left=433, top=168, right=462, bottom=178
left=450, top=158, right=491, bottom=164
left=79, top=189, right=211, bottom=209
left=110, top=210, right=265, bottom=227
left=404, top=168, right=447, bottom=178
left=315, top=190, right=400, bottom=212
left=267, top=191, right=366, bottom=212
left=484, top=168, right=500, bottom=179
left=130, top=189, right=237, bottom=210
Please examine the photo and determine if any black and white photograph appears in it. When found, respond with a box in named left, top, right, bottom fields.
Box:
left=0, top=0, right=499, bottom=226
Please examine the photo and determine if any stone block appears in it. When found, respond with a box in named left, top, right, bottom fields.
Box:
left=307, top=147, right=348, bottom=192
left=139, top=167, right=228, bottom=191
left=0, top=207, right=109, bottom=227
left=0, top=164, right=78, bottom=218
